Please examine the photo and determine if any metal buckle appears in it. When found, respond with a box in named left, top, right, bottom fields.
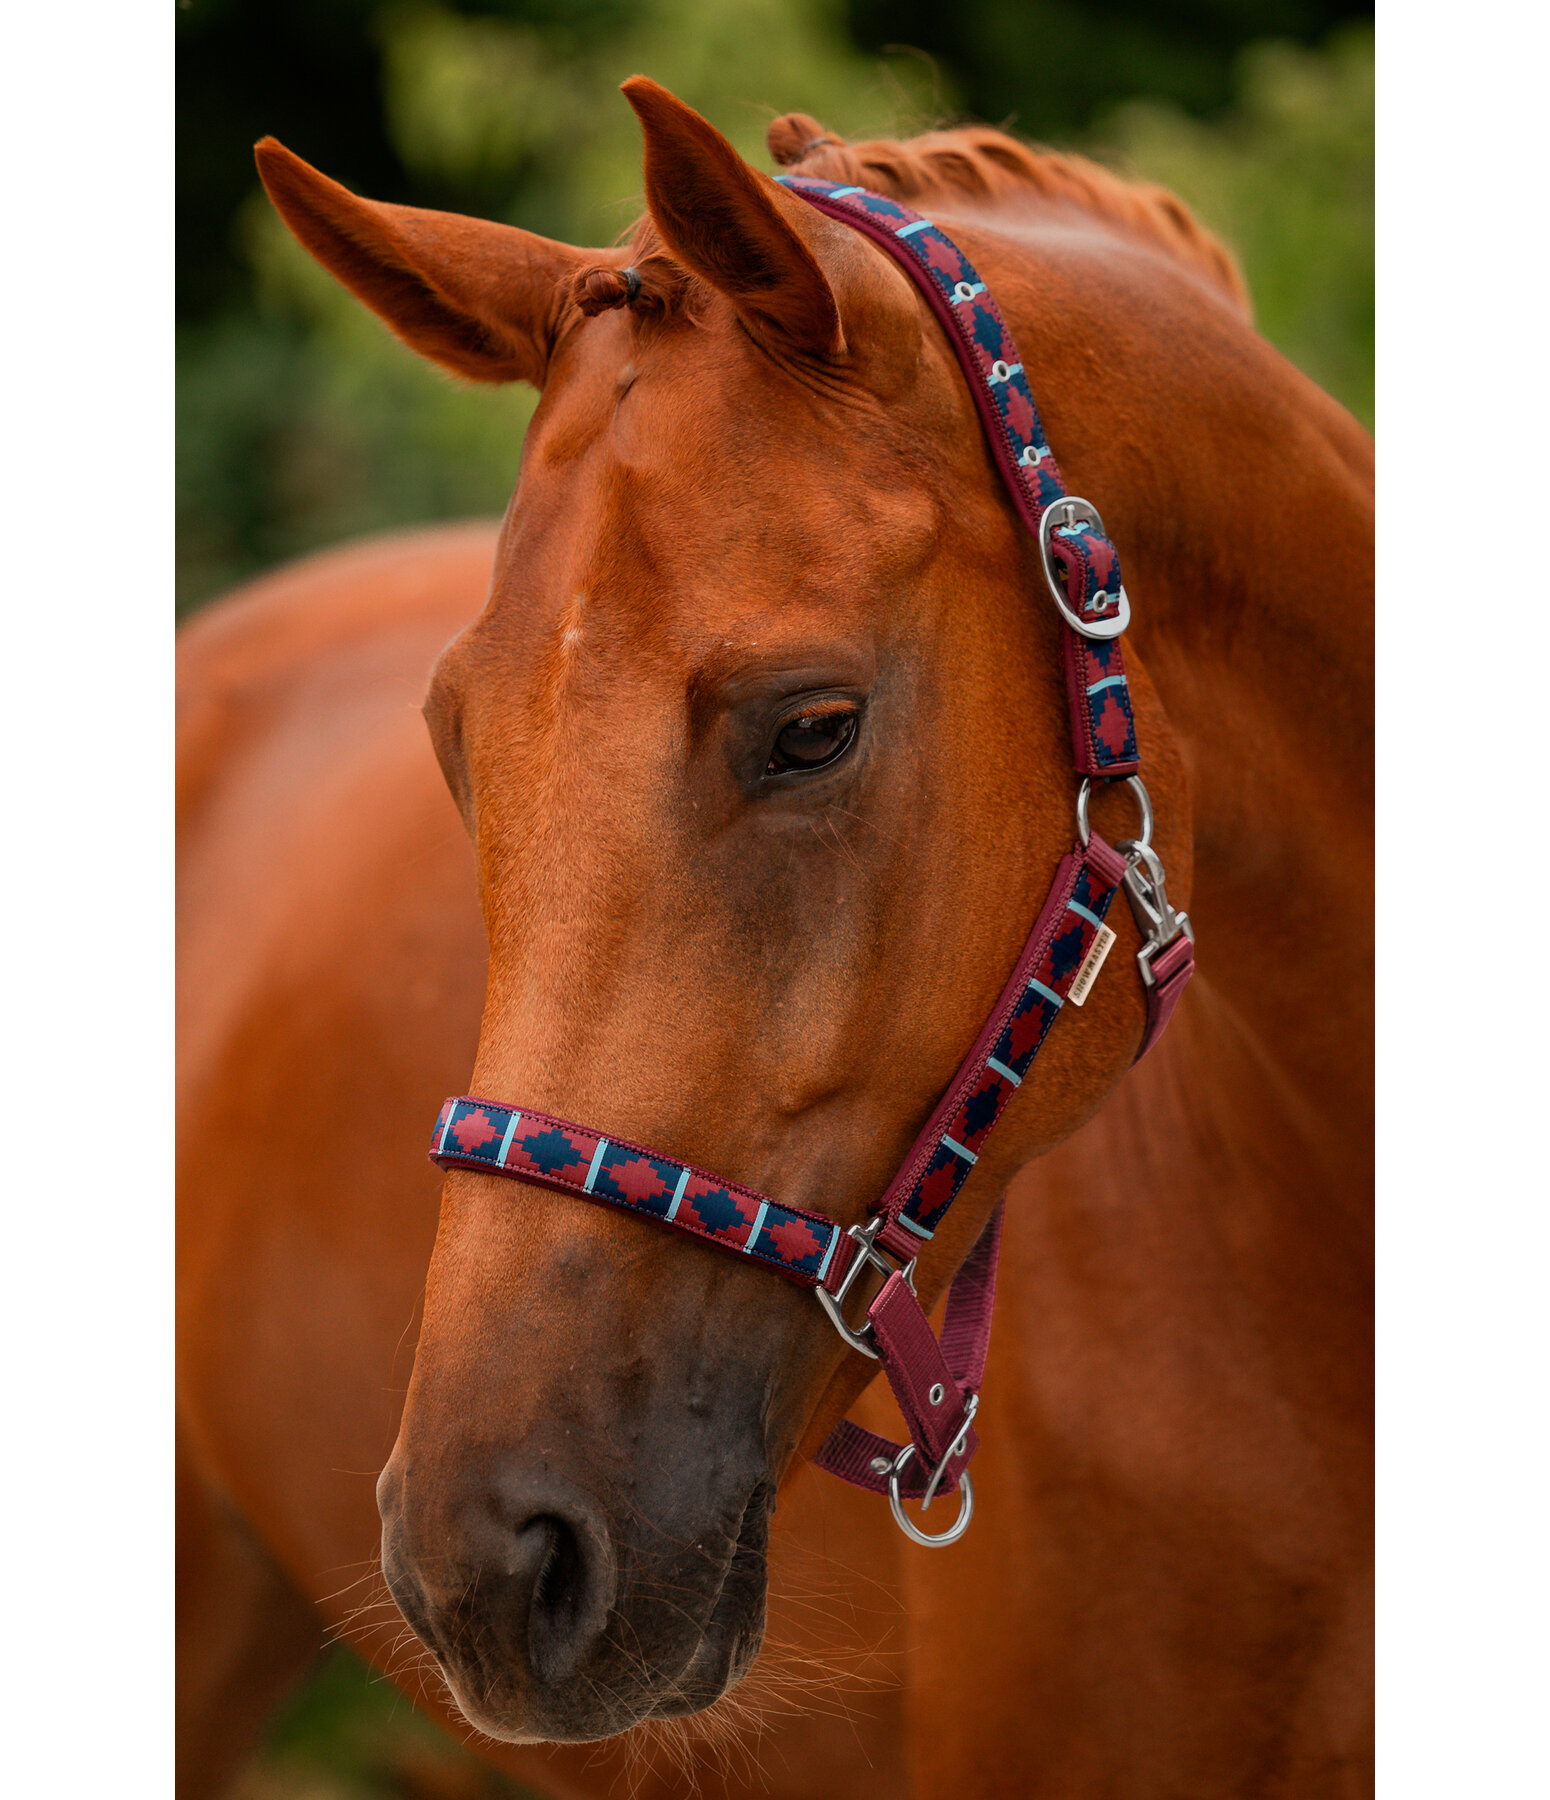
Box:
left=886, top=1396, right=979, bottom=1547
left=1038, top=497, right=1130, bottom=641
left=1076, top=774, right=1152, bottom=851
left=814, top=1217, right=917, bottom=1360
left=1116, top=840, right=1193, bottom=985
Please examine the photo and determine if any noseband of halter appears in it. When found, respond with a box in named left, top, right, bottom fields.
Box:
left=430, top=180, right=1196, bottom=1548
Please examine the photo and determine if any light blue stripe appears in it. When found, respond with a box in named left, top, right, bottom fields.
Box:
left=815, top=1228, right=840, bottom=1285
left=496, top=1110, right=522, bottom=1165
left=950, top=282, right=985, bottom=304
left=665, top=1166, right=691, bottom=1221
left=828, top=184, right=865, bottom=197
left=1086, top=674, right=1128, bottom=698
left=987, top=360, right=1024, bottom=383
left=895, top=218, right=932, bottom=237
left=744, top=1200, right=770, bottom=1253
left=1027, top=976, right=1064, bottom=1008
left=986, top=1056, right=1022, bottom=1087
left=1067, top=898, right=1104, bottom=929
left=942, top=1135, right=978, bottom=1165
left=583, top=1138, right=609, bottom=1193
left=437, top=1104, right=457, bottom=1154
left=897, top=1213, right=932, bottom=1240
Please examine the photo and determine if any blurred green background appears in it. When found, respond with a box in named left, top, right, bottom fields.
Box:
left=177, top=0, right=1372, bottom=621
left=180, top=3, right=1371, bottom=1792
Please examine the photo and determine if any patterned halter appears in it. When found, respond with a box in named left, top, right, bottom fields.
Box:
left=429, top=180, right=1195, bottom=1547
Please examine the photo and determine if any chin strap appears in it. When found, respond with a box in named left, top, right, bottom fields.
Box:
left=811, top=1201, right=1002, bottom=1546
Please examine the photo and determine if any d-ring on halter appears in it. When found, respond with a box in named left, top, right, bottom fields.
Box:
left=427, top=180, right=1196, bottom=1548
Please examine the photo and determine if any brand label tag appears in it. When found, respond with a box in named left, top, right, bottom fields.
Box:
left=1065, top=923, right=1116, bottom=1008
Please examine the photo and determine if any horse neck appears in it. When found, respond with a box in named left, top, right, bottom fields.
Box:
left=981, top=205, right=1374, bottom=1190
left=1136, top=380, right=1373, bottom=1176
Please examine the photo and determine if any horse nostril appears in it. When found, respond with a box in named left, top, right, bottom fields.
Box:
left=479, top=1482, right=617, bottom=1689
left=521, top=1513, right=591, bottom=1667
left=527, top=1515, right=573, bottom=1614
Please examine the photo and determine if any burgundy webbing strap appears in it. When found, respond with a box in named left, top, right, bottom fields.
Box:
left=1140, top=935, right=1195, bottom=1059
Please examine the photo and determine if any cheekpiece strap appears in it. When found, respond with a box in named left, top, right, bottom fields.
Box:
left=875, top=842, right=1124, bottom=1245
left=776, top=176, right=1142, bottom=780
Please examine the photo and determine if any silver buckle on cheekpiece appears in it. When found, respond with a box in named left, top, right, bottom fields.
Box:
left=1038, top=497, right=1131, bottom=640
left=814, top=1217, right=917, bottom=1359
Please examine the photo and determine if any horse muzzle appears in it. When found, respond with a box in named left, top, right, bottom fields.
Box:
left=376, top=1446, right=773, bottom=1740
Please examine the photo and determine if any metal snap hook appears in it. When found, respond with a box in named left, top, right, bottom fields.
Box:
left=1115, top=839, right=1194, bottom=983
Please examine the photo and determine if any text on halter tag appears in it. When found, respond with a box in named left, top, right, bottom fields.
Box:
left=1065, top=924, right=1117, bottom=1008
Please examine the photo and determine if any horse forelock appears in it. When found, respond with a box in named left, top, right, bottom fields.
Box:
left=567, top=119, right=1251, bottom=328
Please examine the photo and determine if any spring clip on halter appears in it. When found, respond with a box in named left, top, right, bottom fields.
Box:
left=1075, top=772, right=1195, bottom=991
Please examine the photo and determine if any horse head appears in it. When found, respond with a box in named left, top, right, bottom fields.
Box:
left=258, top=78, right=1190, bottom=1743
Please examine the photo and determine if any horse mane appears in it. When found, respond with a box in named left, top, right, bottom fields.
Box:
left=572, top=111, right=1250, bottom=323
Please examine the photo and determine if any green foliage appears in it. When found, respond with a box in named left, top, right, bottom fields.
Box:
left=176, top=0, right=945, bottom=611
left=843, top=0, right=1370, bottom=139
left=1093, top=23, right=1373, bottom=426
left=176, top=1, right=1372, bottom=621
left=177, top=218, right=541, bottom=611
left=235, top=1646, right=541, bottom=1797
left=372, top=0, right=943, bottom=244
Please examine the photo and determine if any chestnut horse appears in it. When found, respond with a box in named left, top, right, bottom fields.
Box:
left=177, top=79, right=1373, bottom=1799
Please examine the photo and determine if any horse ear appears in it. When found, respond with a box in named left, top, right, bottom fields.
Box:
left=253, top=138, right=588, bottom=386
left=620, top=77, right=847, bottom=358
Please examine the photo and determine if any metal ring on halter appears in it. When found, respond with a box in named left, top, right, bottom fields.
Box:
left=1037, top=497, right=1131, bottom=640
left=887, top=1441, right=976, bottom=1547
left=814, top=1216, right=917, bottom=1359
left=1076, top=774, right=1153, bottom=851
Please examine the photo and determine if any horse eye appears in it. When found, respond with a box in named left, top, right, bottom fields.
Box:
left=766, top=709, right=858, bottom=777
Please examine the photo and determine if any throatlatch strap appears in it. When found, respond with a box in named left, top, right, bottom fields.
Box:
left=1139, top=934, right=1195, bottom=1060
